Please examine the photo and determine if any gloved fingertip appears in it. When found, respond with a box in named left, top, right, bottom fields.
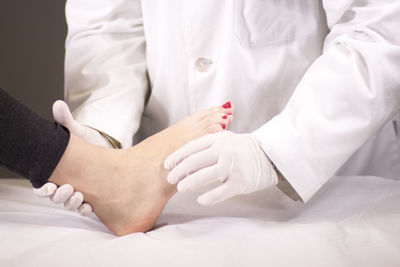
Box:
left=177, top=182, right=188, bottom=193
left=61, top=184, right=74, bottom=193
left=51, top=184, right=74, bottom=204
left=53, top=100, right=73, bottom=126
left=52, top=100, right=65, bottom=121
left=65, top=191, right=84, bottom=211
left=53, top=100, right=68, bottom=109
left=163, top=158, right=173, bottom=171
left=197, top=195, right=215, bottom=206
left=33, top=183, right=57, bottom=197
left=166, top=174, right=176, bottom=184
left=33, top=183, right=54, bottom=197
left=78, top=203, right=93, bottom=216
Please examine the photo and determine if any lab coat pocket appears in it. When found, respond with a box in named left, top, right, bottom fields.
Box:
left=235, top=0, right=320, bottom=47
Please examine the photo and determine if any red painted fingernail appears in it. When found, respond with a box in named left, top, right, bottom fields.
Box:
left=228, top=113, right=232, bottom=115
left=222, top=124, right=226, bottom=129
left=222, top=101, right=231, bottom=109
left=222, top=115, right=227, bottom=119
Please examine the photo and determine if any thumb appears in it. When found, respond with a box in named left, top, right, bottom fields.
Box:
left=52, top=100, right=110, bottom=147
left=52, top=100, right=75, bottom=128
left=52, top=100, right=88, bottom=138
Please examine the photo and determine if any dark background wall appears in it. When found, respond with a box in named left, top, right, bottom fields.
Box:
left=0, top=0, right=67, bottom=178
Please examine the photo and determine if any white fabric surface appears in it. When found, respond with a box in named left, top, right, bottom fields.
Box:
left=0, top=176, right=399, bottom=267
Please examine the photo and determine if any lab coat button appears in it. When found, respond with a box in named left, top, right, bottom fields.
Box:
left=195, top=57, right=213, bottom=72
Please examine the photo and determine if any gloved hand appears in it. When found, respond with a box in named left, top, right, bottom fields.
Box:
left=33, top=100, right=101, bottom=216
left=164, top=131, right=279, bottom=205
left=33, top=183, right=93, bottom=216
left=52, top=100, right=110, bottom=148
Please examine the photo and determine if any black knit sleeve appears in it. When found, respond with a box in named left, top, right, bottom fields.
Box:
left=0, top=88, right=70, bottom=188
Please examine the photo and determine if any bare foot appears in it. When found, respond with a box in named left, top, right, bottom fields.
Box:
left=49, top=103, right=234, bottom=235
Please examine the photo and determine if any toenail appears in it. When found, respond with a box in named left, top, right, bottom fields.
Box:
left=222, top=124, right=226, bottom=129
left=222, top=115, right=227, bottom=119
left=222, top=101, right=231, bottom=109
left=228, top=113, right=232, bottom=115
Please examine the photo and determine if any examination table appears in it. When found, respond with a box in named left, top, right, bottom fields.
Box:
left=0, top=175, right=399, bottom=267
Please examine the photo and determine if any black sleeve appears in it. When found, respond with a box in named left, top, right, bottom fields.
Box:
left=0, top=88, right=70, bottom=188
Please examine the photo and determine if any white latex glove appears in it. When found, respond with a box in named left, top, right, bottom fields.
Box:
left=52, top=100, right=110, bottom=148
left=164, top=131, right=279, bottom=205
left=33, top=100, right=101, bottom=216
left=33, top=183, right=93, bottom=216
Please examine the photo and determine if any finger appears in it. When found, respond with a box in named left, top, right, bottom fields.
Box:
left=173, top=143, right=232, bottom=186
left=197, top=182, right=238, bottom=206
left=50, top=184, right=74, bottom=204
left=177, top=164, right=222, bottom=192
left=53, top=100, right=85, bottom=136
left=53, top=100, right=108, bottom=147
left=164, top=134, right=217, bottom=170
left=52, top=100, right=74, bottom=127
left=176, top=151, right=231, bottom=191
left=64, top=191, right=84, bottom=211
left=167, top=148, right=217, bottom=184
left=33, top=183, right=57, bottom=197
left=78, top=203, right=93, bottom=216
left=53, top=100, right=86, bottom=137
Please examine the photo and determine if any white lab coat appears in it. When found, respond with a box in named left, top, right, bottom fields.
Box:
left=64, top=0, right=400, bottom=202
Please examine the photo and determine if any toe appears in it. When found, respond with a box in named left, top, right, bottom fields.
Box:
left=191, top=102, right=234, bottom=122
left=206, top=124, right=224, bottom=134
left=222, top=101, right=234, bottom=115
left=202, top=112, right=229, bottom=133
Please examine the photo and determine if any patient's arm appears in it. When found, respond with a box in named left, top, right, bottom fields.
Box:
left=49, top=103, right=234, bottom=236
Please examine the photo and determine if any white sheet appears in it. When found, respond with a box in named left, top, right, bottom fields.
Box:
left=0, top=176, right=399, bottom=267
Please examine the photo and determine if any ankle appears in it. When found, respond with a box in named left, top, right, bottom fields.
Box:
left=48, top=134, right=108, bottom=195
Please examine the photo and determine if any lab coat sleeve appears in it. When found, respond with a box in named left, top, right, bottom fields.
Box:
left=252, top=0, right=400, bottom=202
left=64, top=0, right=148, bottom=147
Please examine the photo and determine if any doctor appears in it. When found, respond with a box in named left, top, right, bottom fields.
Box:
left=39, top=0, right=400, bottom=208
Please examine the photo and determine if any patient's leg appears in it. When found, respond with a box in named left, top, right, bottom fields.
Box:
left=49, top=104, right=234, bottom=236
